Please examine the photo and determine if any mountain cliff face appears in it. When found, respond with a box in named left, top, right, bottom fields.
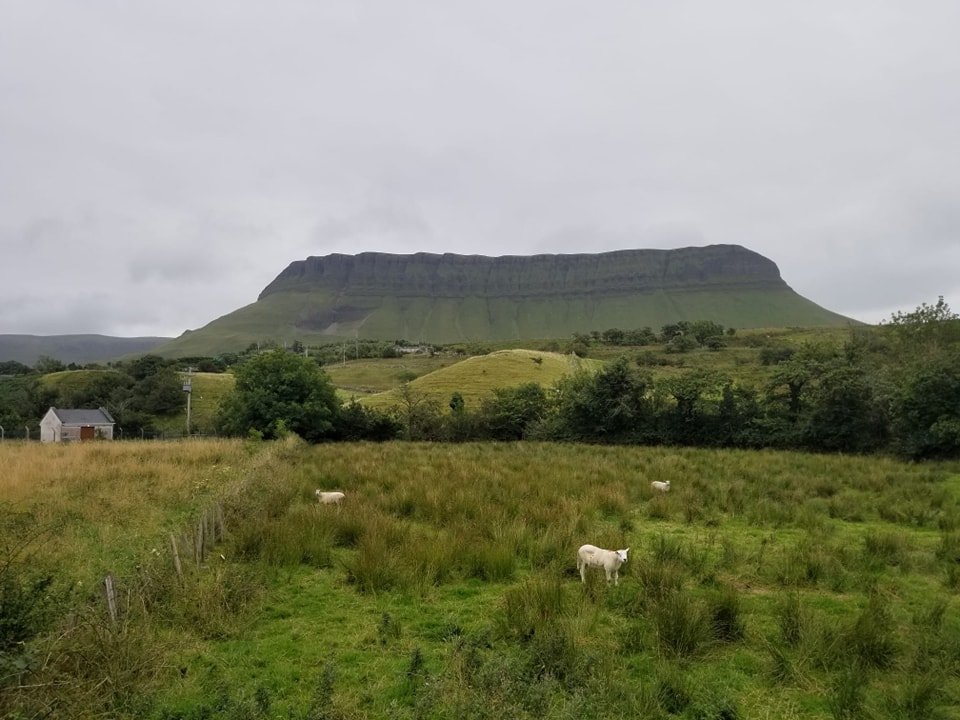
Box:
left=260, top=245, right=785, bottom=299
left=153, top=245, right=853, bottom=356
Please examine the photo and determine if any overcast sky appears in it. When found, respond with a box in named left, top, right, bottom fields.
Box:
left=1, top=1, right=958, bottom=338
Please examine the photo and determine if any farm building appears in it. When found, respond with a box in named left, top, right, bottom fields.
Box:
left=40, top=407, right=116, bottom=443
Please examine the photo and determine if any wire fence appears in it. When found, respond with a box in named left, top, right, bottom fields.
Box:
left=0, top=426, right=220, bottom=442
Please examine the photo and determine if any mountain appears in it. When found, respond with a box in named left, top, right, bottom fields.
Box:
left=153, top=245, right=854, bottom=357
left=0, top=334, right=171, bottom=365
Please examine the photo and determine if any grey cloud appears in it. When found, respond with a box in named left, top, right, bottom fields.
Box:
left=1, top=1, right=959, bottom=334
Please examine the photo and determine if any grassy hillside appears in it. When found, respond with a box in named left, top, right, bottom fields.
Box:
left=0, top=334, right=170, bottom=365
left=4, top=440, right=960, bottom=718
left=154, top=287, right=854, bottom=357
left=154, top=371, right=236, bottom=436
left=323, top=353, right=462, bottom=396
left=356, top=349, right=604, bottom=410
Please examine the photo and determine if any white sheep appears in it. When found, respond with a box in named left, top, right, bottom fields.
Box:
left=315, top=490, right=345, bottom=509
left=577, top=544, right=629, bottom=586
left=651, top=480, right=671, bottom=493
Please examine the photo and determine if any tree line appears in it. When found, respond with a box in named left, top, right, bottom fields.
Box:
left=0, top=355, right=188, bottom=437
left=3, top=299, right=957, bottom=458
left=214, top=299, right=960, bottom=460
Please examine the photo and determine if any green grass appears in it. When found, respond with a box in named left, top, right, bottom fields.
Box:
left=154, top=371, right=236, bottom=436
left=358, top=349, right=603, bottom=410
left=152, top=280, right=854, bottom=356
left=324, top=354, right=461, bottom=396
left=7, top=441, right=960, bottom=718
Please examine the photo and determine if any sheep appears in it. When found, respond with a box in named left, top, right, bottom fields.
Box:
left=315, top=490, right=345, bottom=509
left=651, top=480, right=671, bottom=493
left=577, top=544, right=629, bottom=586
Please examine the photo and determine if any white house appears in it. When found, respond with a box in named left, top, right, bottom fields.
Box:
left=40, top=407, right=115, bottom=443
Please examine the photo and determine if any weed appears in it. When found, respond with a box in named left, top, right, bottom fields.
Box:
left=305, top=661, right=339, bottom=720
left=827, top=665, right=869, bottom=720
left=776, top=591, right=806, bottom=647
left=862, top=529, right=909, bottom=569
left=655, top=664, right=692, bottom=715
left=377, top=611, right=401, bottom=645
left=499, top=575, right=568, bottom=641
left=405, top=646, right=428, bottom=696
left=634, top=558, right=686, bottom=606
left=654, top=590, right=711, bottom=658
left=893, top=674, right=945, bottom=720
left=708, top=585, right=746, bottom=643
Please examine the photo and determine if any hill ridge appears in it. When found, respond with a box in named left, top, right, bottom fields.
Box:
left=260, top=244, right=786, bottom=299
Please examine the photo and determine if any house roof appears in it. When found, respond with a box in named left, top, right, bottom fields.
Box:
left=51, top=407, right=115, bottom=425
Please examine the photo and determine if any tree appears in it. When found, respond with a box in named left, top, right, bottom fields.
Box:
left=130, top=367, right=186, bottom=416
left=658, top=371, right=723, bottom=445
left=126, top=354, right=168, bottom=381
left=0, top=361, right=33, bottom=376
left=336, top=400, right=400, bottom=441
left=553, top=357, right=651, bottom=442
left=216, top=349, right=340, bottom=441
left=883, top=296, right=960, bottom=356
left=34, top=356, right=65, bottom=374
left=802, top=362, right=886, bottom=452
left=393, top=383, right=442, bottom=441
left=689, top=320, right=725, bottom=345
left=889, top=350, right=960, bottom=459
left=479, top=383, right=547, bottom=440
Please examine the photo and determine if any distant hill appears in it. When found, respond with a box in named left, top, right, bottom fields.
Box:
left=152, top=245, right=855, bottom=357
left=357, top=349, right=603, bottom=410
left=0, top=334, right=171, bottom=365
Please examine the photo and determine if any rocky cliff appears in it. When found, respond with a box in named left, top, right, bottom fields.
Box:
left=260, top=245, right=786, bottom=299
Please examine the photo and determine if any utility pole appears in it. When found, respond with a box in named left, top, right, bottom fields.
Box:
left=183, top=366, right=196, bottom=436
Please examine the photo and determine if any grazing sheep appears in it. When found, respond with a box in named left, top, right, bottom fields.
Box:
left=651, top=480, right=671, bottom=493
left=315, top=490, right=345, bottom=509
left=577, top=544, right=629, bottom=586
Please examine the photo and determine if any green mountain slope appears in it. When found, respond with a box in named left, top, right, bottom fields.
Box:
left=154, top=245, right=854, bottom=357
left=0, top=334, right=171, bottom=364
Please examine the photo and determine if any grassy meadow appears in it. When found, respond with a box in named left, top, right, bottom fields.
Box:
left=3, top=439, right=960, bottom=719
left=356, top=349, right=603, bottom=410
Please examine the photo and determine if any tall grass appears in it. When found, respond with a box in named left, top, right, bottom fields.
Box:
left=4, top=440, right=960, bottom=718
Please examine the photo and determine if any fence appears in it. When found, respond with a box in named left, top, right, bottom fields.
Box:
left=100, top=499, right=228, bottom=625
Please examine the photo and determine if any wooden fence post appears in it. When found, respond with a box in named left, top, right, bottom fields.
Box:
left=195, top=516, right=205, bottom=565
left=170, top=533, right=183, bottom=581
left=103, top=573, right=118, bottom=624
left=215, top=502, right=226, bottom=541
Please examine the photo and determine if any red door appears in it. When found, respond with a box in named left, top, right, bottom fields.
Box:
left=80, top=426, right=95, bottom=441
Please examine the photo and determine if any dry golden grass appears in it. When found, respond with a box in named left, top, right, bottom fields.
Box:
left=0, top=439, right=252, bottom=582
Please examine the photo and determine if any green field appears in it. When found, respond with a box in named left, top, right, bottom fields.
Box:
left=357, top=349, right=604, bottom=411
left=4, top=439, right=960, bottom=719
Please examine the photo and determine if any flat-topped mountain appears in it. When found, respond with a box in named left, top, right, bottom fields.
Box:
left=259, top=244, right=782, bottom=298
left=154, top=245, right=853, bottom=357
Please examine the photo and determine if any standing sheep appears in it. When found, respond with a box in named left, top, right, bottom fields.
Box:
left=315, top=490, right=346, bottom=509
left=577, top=544, right=629, bottom=586
left=651, top=480, right=671, bottom=493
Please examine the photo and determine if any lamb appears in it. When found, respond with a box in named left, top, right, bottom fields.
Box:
left=315, top=490, right=345, bottom=509
left=651, top=480, right=671, bottom=493
left=577, top=544, right=629, bottom=586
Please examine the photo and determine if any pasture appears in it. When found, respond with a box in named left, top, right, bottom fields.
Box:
left=3, top=440, right=960, bottom=719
